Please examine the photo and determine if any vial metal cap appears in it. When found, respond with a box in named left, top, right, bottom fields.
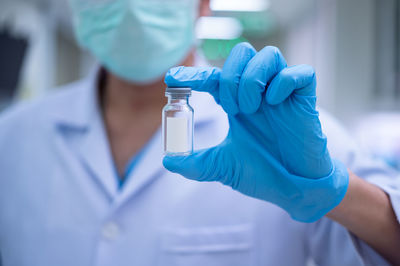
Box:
left=166, top=87, right=192, bottom=96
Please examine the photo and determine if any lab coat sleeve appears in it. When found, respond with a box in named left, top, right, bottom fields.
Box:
left=306, top=110, right=400, bottom=266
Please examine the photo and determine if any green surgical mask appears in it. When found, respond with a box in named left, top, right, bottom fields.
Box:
left=70, top=0, right=198, bottom=83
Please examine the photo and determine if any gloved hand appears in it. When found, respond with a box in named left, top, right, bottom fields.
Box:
left=163, top=43, right=349, bottom=223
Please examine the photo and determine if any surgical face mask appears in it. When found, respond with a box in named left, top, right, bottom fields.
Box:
left=70, top=0, right=198, bottom=83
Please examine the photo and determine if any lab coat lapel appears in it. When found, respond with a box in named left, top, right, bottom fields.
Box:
left=76, top=112, right=118, bottom=200
left=52, top=69, right=118, bottom=200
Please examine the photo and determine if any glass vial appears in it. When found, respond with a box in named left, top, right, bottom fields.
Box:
left=162, top=87, right=194, bottom=156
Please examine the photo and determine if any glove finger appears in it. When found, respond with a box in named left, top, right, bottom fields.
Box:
left=266, top=65, right=316, bottom=105
left=219, top=42, right=257, bottom=115
left=163, top=147, right=220, bottom=182
left=238, top=46, right=287, bottom=114
left=164, top=66, right=222, bottom=103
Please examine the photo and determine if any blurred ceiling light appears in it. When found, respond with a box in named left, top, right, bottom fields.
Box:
left=210, top=0, right=270, bottom=12
left=196, top=16, right=243, bottom=40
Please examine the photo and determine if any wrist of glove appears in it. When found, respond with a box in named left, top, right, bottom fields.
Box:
left=274, top=158, right=349, bottom=222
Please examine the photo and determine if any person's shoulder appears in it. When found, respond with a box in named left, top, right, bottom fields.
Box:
left=0, top=80, right=86, bottom=133
left=318, top=107, right=359, bottom=161
left=318, top=108, right=353, bottom=142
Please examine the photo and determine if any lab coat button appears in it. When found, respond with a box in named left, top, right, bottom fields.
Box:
left=102, top=222, right=120, bottom=241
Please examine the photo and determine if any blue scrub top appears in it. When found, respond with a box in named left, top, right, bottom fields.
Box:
left=119, top=145, right=148, bottom=188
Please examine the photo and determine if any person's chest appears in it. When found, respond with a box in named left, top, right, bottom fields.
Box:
left=0, top=144, right=309, bottom=266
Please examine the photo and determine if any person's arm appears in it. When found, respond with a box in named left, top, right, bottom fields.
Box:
left=327, top=172, right=400, bottom=265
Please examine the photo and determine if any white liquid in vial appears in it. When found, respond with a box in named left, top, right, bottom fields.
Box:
left=166, top=117, right=188, bottom=153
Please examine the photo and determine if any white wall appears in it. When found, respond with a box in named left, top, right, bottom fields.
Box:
left=282, top=0, right=380, bottom=126
left=334, top=0, right=376, bottom=124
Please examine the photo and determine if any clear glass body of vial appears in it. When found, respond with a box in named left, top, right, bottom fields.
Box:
left=162, top=87, right=194, bottom=156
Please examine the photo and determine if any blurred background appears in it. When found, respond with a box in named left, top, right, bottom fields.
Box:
left=1, top=0, right=400, bottom=167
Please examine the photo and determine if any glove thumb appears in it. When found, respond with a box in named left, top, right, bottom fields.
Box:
left=162, top=147, right=219, bottom=182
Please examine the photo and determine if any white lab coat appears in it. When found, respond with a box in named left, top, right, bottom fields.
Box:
left=0, top=69, right=399, bottom=266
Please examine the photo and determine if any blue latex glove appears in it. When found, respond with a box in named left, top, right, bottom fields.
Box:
left=163, top=43, right=349, bottom=222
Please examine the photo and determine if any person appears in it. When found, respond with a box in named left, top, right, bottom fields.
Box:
left=0, top=0, right=399, bottom=265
